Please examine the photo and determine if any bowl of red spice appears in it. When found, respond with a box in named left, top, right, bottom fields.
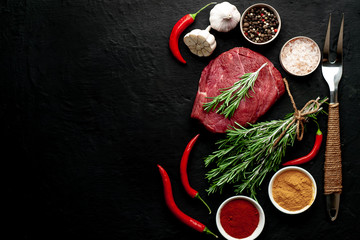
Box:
left=268, top=166, right=317, bottom=214
left=240, top=3, right=281, bottom=45
left=216, top=195, right=265, bottom=240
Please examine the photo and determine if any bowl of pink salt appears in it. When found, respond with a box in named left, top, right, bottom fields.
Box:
left=268, top=166, right=317, bottom=214
left=280, top=36, right=321, bottom=76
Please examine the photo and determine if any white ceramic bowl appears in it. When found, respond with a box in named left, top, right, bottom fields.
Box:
left=279, top=36, right=321, bottom=76
left=268, top=166, right=317, bottom=214
left=240, top=3, right=281, bottom=45
left=216, top=195, right=265, bottom=240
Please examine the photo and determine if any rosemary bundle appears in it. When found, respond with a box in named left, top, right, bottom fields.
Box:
left=203, top=62, right=268, bottom=119
left=205, top=79, right=327, bottom=198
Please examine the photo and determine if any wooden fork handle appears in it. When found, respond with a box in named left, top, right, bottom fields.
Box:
left=324, top=103, right=342, bottom=195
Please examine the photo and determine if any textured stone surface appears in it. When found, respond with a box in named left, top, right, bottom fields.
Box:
left=1, top=0, right=360, bottom=239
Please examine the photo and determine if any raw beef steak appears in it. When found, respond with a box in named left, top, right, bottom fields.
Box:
left=191, top=47, right=285, bottom=133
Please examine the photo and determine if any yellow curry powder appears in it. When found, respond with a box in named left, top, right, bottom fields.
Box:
left=272, top=170, right=314, bottom=211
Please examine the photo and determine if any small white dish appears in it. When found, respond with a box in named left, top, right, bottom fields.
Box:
left=268, top=166, right=317, bottom=214
left=240, top=3, right=281, bottom=45
left=216, top=195, right=265, bottom=240
left=280, top=36, right=321, bottom=76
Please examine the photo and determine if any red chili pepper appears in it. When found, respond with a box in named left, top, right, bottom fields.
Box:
left=180, top=134, right=211, bottom=214
left=283, top=128, right=323, bottom=166
left=157, top=164, right=218, bottom=238
left=169, top=2, right=216, bottom=64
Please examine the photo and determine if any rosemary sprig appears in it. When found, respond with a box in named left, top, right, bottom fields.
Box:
left=204, top=97, right=326, bottom=199
left=203, top=62, right=268, bottom=119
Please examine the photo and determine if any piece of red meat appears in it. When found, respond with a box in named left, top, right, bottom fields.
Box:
left=191, top=47, right=285, bottom=133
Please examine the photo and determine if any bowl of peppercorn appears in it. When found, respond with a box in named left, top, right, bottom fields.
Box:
left=240, top=3, right=281, bottom=45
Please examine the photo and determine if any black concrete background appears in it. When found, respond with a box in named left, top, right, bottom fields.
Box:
left=1, top=0, right=360, bottom=239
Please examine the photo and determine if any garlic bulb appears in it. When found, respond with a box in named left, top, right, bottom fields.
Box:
left=183, top=26, right=216, bottom=57
left=209, top=2, right=241, bottom=32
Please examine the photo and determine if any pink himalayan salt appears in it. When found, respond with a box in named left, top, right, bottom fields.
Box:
left=280, top=37, right=320, bottom=76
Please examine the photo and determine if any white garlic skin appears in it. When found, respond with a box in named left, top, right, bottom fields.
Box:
left=209, top=2, right=241, bottom=32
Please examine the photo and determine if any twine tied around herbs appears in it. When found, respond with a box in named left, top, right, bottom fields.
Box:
left=273, top=78, right=322, bottom=147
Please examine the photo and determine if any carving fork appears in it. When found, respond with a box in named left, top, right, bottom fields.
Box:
left=321, top=13, right=344, bottom=221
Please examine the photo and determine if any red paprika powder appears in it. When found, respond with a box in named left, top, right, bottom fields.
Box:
left=220, top=199, right=259, bottom=239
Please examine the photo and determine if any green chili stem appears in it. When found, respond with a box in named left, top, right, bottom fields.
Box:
left=190, top=2, right=217, bottom=20
left=195, top=193, right=212, bottom=214
left=204, top=227, right=218, bottom=238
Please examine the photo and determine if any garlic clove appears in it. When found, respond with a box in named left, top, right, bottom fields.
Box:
left=196, top=44, right=203, bottom=50
left=189, top=47, right=198, bottom=55
left=204, top=47, right=212, bottom=54
left=201, top=48, right=210, bottom=57
left=207, top=34, right=215, bottom=45
left=197, top=34, right=209, bottom=44
left=183, top=35, right=196, bottom=46
left=190, top=34, right=198, bottom=44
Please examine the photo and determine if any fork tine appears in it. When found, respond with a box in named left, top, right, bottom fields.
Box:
left=336, top=13, right=344, bottom=61
left=323, top=14, right=332, bottom=62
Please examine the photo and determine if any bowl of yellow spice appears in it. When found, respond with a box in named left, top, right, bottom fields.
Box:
left=268, top=166, right=317, bottom=214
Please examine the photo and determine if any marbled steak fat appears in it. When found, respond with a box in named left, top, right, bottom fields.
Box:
left=191, top=47, right=285, bottom=133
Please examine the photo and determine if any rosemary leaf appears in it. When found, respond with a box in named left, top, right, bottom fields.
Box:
left=205, top=98, right=326, bottom=199
left=203, top=62, right=268, bottom=119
